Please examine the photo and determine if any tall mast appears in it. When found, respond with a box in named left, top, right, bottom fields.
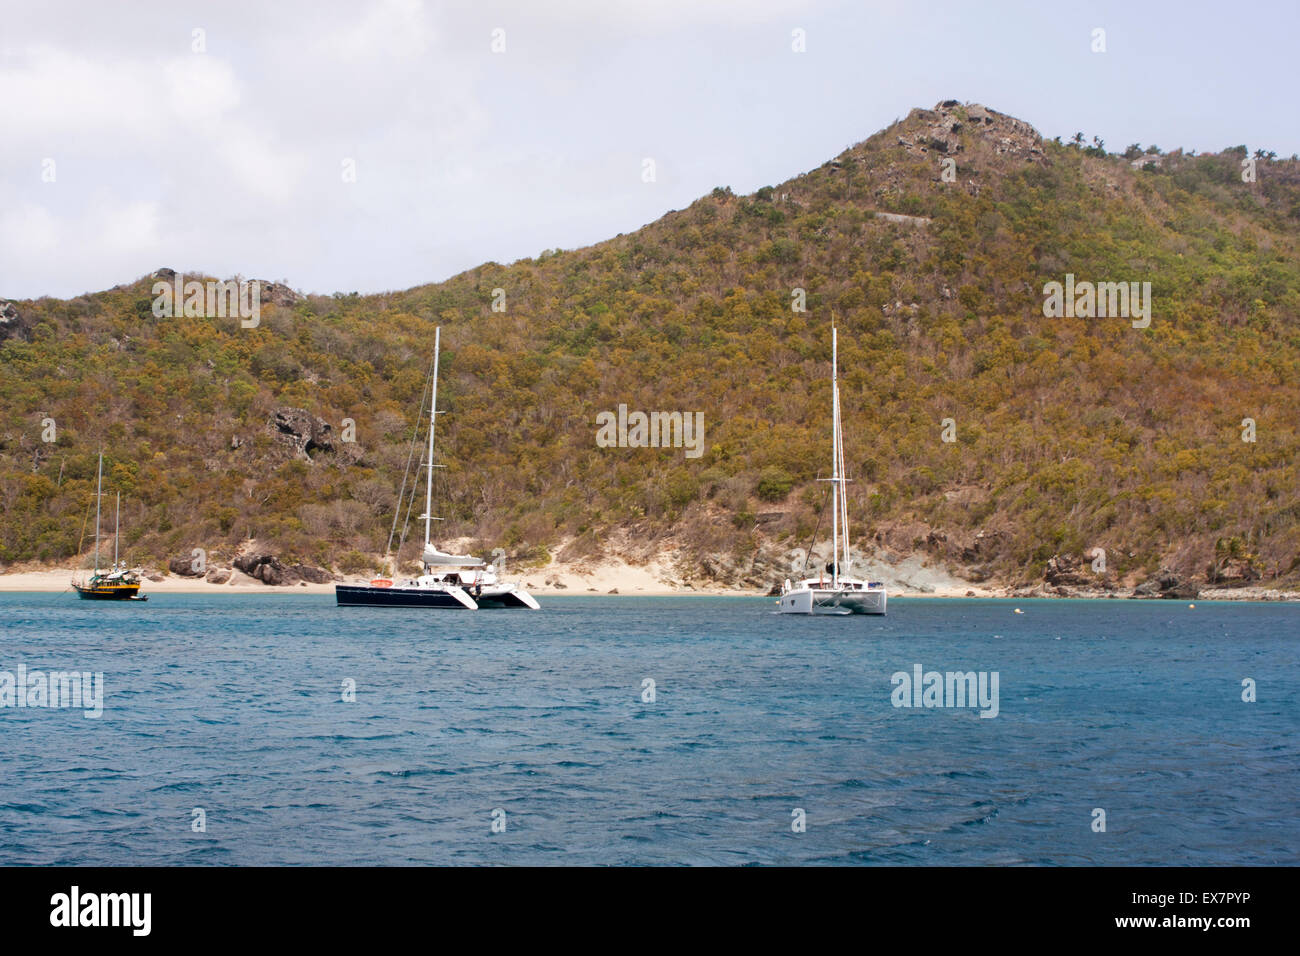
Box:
left=422, top=326, right=441, bottom=550
left=93, top=451, right=103, bottom=574
left=839, top=396, right=851, bottom=577
left=114, top=491, right=120, bottom=567
left=831, top=328, right=839, bottom=588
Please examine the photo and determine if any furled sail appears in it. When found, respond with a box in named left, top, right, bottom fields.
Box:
left=422, top=546, right=485, bottom=567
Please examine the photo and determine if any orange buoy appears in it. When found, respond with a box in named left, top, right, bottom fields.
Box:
left=370, top=578, right=393, bottom=588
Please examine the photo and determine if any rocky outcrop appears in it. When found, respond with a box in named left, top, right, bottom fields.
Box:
left=961, top=529, right=1005, bottom=564
left=168, top=554, right=205, bottom=576
left=0, top=301, right=31, bottom=342
left=150, top=268, right=297, bottom=307
left=257, top=281, right=301, bottom=307
left=1044, top=553, right=1094, bottom=588
left=205, top=567, right=232, bottom=585
left=233, top=552, right=332, bottom=586
left=234, top=552, right=291, bottom=585
left=291, top=563, right=334, bottom=584
left=1133, top=569, right=1200, bottom=600
left=697, top=551, right=781, bottom=589
left=269, top=408, right=333, bottom=460
left=899, top=101, right=1045, bottom=165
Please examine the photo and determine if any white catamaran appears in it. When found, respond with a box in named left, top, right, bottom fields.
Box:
left=335, top=327, right=539, bottom=610
left=777, top=327, right=887, bottom=615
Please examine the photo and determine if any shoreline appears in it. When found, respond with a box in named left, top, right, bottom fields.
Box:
left=1, top=569, right=1295, bottom=601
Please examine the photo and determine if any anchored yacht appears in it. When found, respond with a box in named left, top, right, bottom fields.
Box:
left=777, top=327, right=887, bottom=616
left=335, top=327, right=539, bottom=610
left=71, top=453, right=148, bottom=602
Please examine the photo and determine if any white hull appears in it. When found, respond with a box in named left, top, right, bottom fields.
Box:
left=777, top=584, right=887, bottom=615
left=475, top=583, right=541, bottom=609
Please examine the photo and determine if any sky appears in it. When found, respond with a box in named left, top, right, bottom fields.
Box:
left=2, top=0, right=1297, bottom=300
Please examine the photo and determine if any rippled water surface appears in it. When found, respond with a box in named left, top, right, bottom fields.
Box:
left=1, top=593, right=1296, bottom=865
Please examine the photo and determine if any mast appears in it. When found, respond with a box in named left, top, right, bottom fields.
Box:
left=93, top=452, right=103, bottom=574
left=114, top=491, right=120, bottom=567
left=422, top=327, right=441, bottom=550
left=831, top=328, right=839, bottom=588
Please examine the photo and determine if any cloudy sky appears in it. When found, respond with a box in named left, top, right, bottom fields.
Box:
left=2, top=0, right=1296, bottom=300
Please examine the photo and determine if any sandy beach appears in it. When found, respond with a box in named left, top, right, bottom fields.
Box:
left=0, top=560, right=999, bottom=598
left=3, top=554, right=1292, bottom=600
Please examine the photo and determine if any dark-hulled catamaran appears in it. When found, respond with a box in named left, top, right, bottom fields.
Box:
left=335, top=327, right=539, bottom=610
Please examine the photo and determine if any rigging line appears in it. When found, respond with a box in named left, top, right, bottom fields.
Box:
left=397, top=417, right=443, bottom=558
left=837, top=389, right=851, bottom=574
left=385, top=353, right=438, bottom=556
left=396, top=451, right=424, bottom=556
left=800, top=477, right=830, bottom=576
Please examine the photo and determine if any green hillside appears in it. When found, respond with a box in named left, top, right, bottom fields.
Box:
left=3, top=101, right=1299, bottom=591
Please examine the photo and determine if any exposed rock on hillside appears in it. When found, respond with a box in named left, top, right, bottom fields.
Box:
left=1044, top=553, right=1094, bottom=587
left=0, top=301, right=30, bottom=341
left=269, top=408, right=333, bottom=460
left=258, top=281, right=301, bottom=307
left=898, top=100, right=1045, bottom=164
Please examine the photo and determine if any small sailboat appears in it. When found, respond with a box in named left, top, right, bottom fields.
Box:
left=335, top=327, right=539, bottom=610
left=777, top=327, right=886, bottom=615
left=71, top=453, right=148, bottom=601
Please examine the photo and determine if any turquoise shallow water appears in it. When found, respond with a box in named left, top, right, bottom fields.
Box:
left=0, top=593, right=1296, bottom=865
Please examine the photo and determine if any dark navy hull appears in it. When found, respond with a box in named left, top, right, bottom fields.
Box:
left=335, top=585, right=473, bottom=608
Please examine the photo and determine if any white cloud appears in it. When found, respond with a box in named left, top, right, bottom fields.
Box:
left=0, top=196, right=161, bottom=296
left=317, top=0, right=434, bottom=61
left=164, top=55, right=240, bottom=120
left=0, top=203, right=60, bottom=260
left=0, top=0, right=1292, bottom=301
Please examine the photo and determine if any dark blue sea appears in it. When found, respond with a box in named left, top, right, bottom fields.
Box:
left=1, top=594, right=1296, bottom=865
